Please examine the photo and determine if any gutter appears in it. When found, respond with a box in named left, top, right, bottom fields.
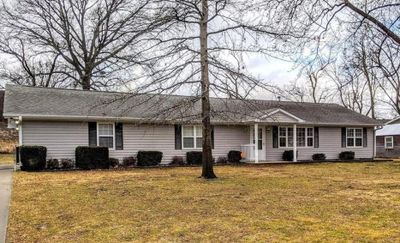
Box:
left=3, top=113, right=379, bottom=127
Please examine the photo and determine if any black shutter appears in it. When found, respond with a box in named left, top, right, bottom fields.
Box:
left=363, top=127, right=368, bottom=147
left=115, top=123, right=124, bottom=150
left=175, top=125, right=182, bottom=150
left=88, top=122, right=97, bottom=147
left=211, top=126, right=215, bottom=149
left=341, top=127, right=346, bottom=148
left=314, top=127, right=319, bottom=148
left=272, top=126, right=278, bottom=148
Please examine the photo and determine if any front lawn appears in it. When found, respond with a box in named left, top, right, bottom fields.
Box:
left=8, top=162, right=400, bottom=242
left=0, top=153, right=14, bottom=165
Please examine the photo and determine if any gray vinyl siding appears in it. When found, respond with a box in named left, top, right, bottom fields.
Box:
left=264, top=112, right=298, bottom=123
left=21, top=121, right=374, bottom=162
left=22, top=121, right=88, bottom=159
left=265, top=127, right=374, bottom=161
left=110, top=124, right=248, bottom=162
left=21, top=121, right=249, bottom=163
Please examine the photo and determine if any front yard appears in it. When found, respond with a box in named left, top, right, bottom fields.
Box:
left=0, top=153, right=14, bottom=165
left=7, top=162, right=400, bottom=242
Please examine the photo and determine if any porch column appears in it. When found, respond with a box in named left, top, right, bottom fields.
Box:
left=254, top=123, right=259, bottom=163
left=293, top=124, right=297, bottom=162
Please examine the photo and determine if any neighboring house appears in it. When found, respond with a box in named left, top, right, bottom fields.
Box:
left=3, top=85, right=379, bottom=163
left=376, top=117, right=400, bottom=158
left=0, top=90, right=18, bottom=153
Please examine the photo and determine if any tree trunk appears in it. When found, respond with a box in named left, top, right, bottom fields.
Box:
left=200, top=0, right=216, bottom=179
left=81, top=72, right=91, bottom=90
left=81, top=76, right=90, bottom=90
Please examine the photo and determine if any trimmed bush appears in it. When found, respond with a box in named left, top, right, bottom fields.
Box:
left=312, top=153, right=326, bottom=161
left=282, top=150, right=297, bottom=161
left=228, top=150, right=242, bottom=163
left=137, top=151, right=163, bottom=166
left=46, top=159, right=59, bottom=170
left=109, top=158, right=120, bottom=168
left=216, top=156, right=228, bottom=164
left=20, top=146, right=47, bottom=171
left=75, top=146, right=109, bottom=170
left=60, top=159, right=74, bottom=169
left=170, top=156, right=185, bottom=166
left=186, top=151, right=202, bottom=165
left=339, top=151, right=355, bottom=160
left=122, top=157, right=136, bottom=167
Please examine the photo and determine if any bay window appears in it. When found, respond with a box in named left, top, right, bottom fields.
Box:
left=346, top=128, right=363, bottom=147
left=183, top=125, right=202, bottom=149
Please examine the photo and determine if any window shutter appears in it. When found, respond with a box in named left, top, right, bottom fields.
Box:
left=363, top=127, right=368, bottom=147
left=88, top=122, right=97, bottom=147
left=211, top=126, right=215, bottom=149
left=314, top=127, right=319, bottom=148
left=115, top=123, right=124, bottom=150
left=175, top=125, right=182, bottom=150
left=341, top=127, right=346, bottom=148
left=272, top=126, right=278, bottom=148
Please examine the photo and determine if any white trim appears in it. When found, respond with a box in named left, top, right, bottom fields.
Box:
left=384, top=136, right=394, bottom=149
left=261, top=109, right=305, bottom=123
left=293, top=124, right=297, bottom=162
left=346, top=127, right=363, bottom=148
left=18, top=116, right=22, bottom=146
left=97, top=122, right=115, bottom=150
left=254, top=123, right=259, bottom=163
left=182, top=125, right=202, bottom=149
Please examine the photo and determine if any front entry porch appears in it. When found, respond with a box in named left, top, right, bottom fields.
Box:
left=240, top=123, right=299, bottom=163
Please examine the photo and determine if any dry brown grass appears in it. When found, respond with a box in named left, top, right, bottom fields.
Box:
left=0, top=140, right=17, bottom=154
left=7, top=162, right=400, bottom=242
left=0, top=153, right=14, bottom=165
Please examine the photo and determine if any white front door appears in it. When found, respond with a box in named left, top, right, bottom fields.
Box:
left=251, top=126, right=266, bottom=161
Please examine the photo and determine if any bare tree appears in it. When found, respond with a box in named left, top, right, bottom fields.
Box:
left=375, top=40, right=400, bottom=115
left=0, top=0, right=173, bottom=90
left=0, top=34, right=73, bottom=88
left=128, top=0, right=280, bottom=179
left=279, top=58, right=334, bottom=103
left=258, top=0, right=399, bottom=116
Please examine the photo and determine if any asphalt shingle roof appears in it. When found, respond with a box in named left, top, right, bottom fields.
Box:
left=3, top=85, right=379, bottom=126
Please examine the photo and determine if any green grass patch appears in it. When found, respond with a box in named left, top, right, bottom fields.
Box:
left=7, top=162, right=400, bottom=242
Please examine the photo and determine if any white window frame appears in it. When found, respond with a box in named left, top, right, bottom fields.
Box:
left=385, top=136, right=394, bottom=149
left=346, top=128, right=363, bottom=148
left=182, top=125, right=202, bottom=149
left=97, top=122, right=115, bottom=150
left=278, top=126, right=314, bottom=148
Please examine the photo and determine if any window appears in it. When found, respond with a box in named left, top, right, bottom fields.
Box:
left=183, top=125, right=202, bottom=149
left=278, top=127, right=313, bottom=148
left=346, top=128, right=363, bottom=148
left=385, top=136, right=394, bottom=149
left=252, top=128, right=263, bottom=150
left=98, top=123, right=114, bottom=149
